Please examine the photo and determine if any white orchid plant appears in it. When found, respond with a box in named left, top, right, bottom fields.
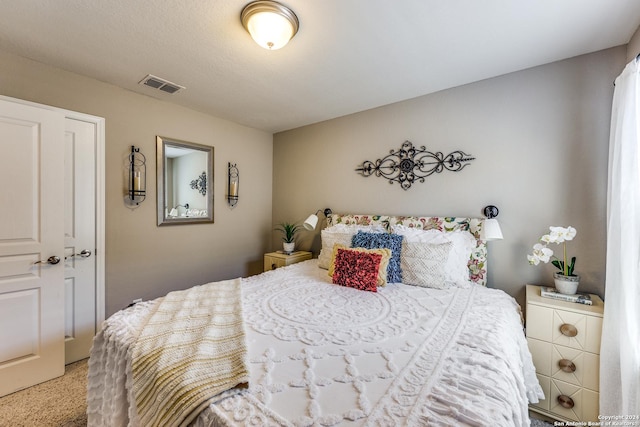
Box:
left=527, top=226, right=577, bottom=276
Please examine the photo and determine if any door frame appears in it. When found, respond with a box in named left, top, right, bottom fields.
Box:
left=0, top=95, right=106, bottom=327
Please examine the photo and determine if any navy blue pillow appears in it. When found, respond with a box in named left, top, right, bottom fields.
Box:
left=351, top=231, right=403, bottom=283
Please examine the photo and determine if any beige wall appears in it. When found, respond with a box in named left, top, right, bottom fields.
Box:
left=627, top=25, right=640, bottom=61
left=273, top=47, right=627, bottom=306
left=0, top=43, right=628, bottom=314
left=0, top=49, right=273, bottom=316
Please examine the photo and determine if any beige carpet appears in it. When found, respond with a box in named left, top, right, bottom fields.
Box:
left=0, top=359, right=88, bottom=427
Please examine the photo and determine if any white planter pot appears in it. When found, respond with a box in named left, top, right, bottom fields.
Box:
left=283, top=242, right=295, bottom=254
left=554, top=272, right=580, bottom=295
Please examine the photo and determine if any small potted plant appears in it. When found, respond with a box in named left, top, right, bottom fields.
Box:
left=527, top=226, right=579, bottom=294
left=275, top=222, right=301, bottom=254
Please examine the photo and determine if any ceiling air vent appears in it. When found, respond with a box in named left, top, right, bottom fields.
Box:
left=138, top=74, right=185, bottom=94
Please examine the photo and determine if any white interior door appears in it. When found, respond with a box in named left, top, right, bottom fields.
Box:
left=0, top=100, right=66, bottom=397
left=63, top=118, right=96, bottom=363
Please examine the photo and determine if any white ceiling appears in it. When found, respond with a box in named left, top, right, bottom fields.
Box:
left=0, top=1, right=638, bottom=133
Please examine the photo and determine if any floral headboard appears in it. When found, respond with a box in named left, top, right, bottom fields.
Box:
left=327, top=214, right=487, bottom=286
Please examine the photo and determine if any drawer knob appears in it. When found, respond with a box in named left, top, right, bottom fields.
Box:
left=557, top=394, right=575, bottom=409
left=560, top=323, right=578, bottom=337
left=558, top=358, right=577, bottom=373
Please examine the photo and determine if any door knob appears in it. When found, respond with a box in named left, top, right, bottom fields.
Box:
left=35, top=256, right=61, bottom=265
left=66, top=249, right=92, bottom=259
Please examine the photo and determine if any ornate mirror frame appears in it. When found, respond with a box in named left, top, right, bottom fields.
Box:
left=156, top=136, right=214, bottom=226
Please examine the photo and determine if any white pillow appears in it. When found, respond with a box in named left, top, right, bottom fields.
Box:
left=401, top=240, right=452, bottom=289
left=392, top=225, right=476, bottom=286
left=318, top=224, right=385, bottom=269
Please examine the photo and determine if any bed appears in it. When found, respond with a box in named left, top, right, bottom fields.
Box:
left=87, top=214, right=544, bottom=427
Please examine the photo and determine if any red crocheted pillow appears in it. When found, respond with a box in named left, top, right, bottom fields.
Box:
left=331, top=248, right=382, bottom=292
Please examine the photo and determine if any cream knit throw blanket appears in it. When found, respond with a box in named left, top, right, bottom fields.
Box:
left=131, top=278, right=249, bottom=427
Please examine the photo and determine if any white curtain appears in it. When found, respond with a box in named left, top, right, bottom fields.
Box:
left=601, top=58, right=640, bottom=417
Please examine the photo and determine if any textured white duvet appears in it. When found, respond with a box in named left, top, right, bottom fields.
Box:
left=87, top=260, right=543, bottom=427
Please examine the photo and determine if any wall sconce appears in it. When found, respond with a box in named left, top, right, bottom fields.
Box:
left=480, top=205, right=504, bottom=241
left=228, top=162, right=239, bottom=207
left=303, top=208, right=333, bottom=230
left=125, top=145, right=146, bottom=207
left=241, top=0, right=299, bottom=50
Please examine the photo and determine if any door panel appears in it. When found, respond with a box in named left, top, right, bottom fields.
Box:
left=63, top=118, right=96, bottom=363
left=0, top=100, right=65, bottom=397
left=0, top=289, right=39, bottom=362
left=0, top=117, right=38, bottom=241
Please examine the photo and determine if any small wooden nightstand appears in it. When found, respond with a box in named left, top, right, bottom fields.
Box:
left=264, top=251, right=312, bottom=272
left=525, top=284, right=604, bottom=423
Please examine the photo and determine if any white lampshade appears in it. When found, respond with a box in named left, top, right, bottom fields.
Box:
left=303, top=214, right=318, bottom=231
left=481, top=218, right=503, bottom=241
left=241, top=1, right=299, bottom=50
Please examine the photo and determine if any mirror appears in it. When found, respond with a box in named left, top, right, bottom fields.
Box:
left=157, top=136, right=214, bottom=225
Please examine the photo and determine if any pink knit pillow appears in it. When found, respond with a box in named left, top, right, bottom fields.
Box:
left=331, top=248, right=382, bottom=292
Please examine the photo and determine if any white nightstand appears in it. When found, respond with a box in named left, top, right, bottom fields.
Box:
left=525, top=284, right=604, bottom=423
left=264, top=251, right=312, bottom=272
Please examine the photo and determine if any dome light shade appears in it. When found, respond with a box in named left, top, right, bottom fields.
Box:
left=480, top=205, right=503, bottom=241
left=241, top=1, right=299, bottom=50
left=303, top=214, right=318, bottom=231
left=480, top=218, right=503, bottom=241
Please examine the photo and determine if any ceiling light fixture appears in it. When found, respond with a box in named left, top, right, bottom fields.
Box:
left=241, top=1, right=299, bottom=50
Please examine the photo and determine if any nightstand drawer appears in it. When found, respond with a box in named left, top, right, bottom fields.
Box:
left=265, top=256, right=288, bottom=270
left=552, top=309, right=602, bottom=353
left=548, top=378, right=599, bottom=422
left=550, top=344, right=599, bottom=391
left=527, top=304, right=602, bottom=353
left=532, top=375, right=599, bottom=422
left=527, top=338, right=599, bottom=390
left=264, top=251, right=312, bottom=271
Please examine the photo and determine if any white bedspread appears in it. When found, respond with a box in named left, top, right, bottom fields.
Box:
left=87, top=260, right=543, bottom=427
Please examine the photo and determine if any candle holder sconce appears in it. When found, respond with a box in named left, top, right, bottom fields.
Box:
left=228, top=162, right=239, bottom=207
left=125, top=145, right=146, bottom=208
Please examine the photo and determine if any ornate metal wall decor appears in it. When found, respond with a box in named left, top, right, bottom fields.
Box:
left=190, top=171, right=207, bottom=196
left=356, top=140, right=475, bottom=190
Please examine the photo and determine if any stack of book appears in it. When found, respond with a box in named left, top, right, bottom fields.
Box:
left=540, top=286, right=593, bottom=305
